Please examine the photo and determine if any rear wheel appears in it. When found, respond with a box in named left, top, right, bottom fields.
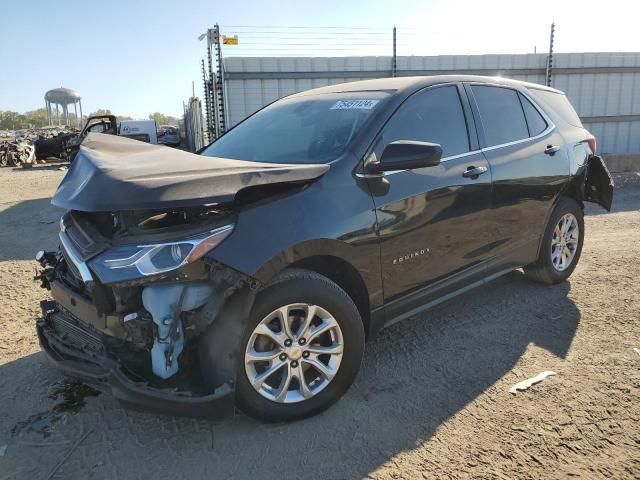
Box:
left=236, top=269, right=365, bottom=423
left=524, top=197, right=584, bottom=284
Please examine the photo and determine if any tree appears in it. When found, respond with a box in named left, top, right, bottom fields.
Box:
left=24, top=108, right=49, bottom=128
left=0, top=111, right=27, bottom=130
left=85, top=110, right=132, bottom=124
left=0, top=108, right=180, bottom=130
left=88, top=109, right=113, bottom=117
left=149, top=112, right=180, bottom=126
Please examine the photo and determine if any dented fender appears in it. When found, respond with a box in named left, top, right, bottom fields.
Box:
left=196, top=264, right=260, bottom=392
left=198, top=276, right=259, bottom=390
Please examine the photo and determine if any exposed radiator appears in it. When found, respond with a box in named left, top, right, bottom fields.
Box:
left=49, top=310, right=104, bottom=353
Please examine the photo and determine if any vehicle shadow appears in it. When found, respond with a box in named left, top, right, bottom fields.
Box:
left=0, top=271, right=580, bottom=480
left=0, top=197, right=61, bottom=261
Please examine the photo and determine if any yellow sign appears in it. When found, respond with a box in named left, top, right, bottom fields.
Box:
left=223, top=35, right=238, bottom=45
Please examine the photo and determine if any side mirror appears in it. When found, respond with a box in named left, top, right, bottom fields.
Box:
left=370, top=140, right=442, bottom=173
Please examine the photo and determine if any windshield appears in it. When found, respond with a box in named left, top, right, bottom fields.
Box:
left=201, top=92, right=389, bottom=164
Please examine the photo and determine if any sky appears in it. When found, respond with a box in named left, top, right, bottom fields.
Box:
left=1, top=0, right=639, bottom=119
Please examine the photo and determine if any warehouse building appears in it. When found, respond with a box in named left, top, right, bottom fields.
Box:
left=218, top=52, right=640, bottom=157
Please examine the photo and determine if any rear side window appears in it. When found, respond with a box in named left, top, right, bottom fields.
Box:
left=471, top=86, right=529, bottom=147
left=382, top=85, right=469, bottom=158
left=519, top=93, right=548, bottom=136
left=529, top=89, right=583, bottom=127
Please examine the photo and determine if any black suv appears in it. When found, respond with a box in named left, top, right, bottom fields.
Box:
left=36, top=75, right=613, bottom=422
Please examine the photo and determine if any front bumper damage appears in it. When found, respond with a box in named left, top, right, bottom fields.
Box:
left=37, top=301, right=235, bottom=419
left=36, top=234, right=259, bottom=420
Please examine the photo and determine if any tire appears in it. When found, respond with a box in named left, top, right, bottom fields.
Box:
left=236, top=268, right=365, bottom=423
left=524, top=197, right=584, bottom=284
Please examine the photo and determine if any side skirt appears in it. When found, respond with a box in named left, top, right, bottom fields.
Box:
left=370, top=267, right=516, bottom=336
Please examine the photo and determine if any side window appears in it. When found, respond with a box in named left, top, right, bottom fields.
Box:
left=471, top=86, right=528, bottom=147
left=519, top=93, right=548, bottom=137
left=87, top=123, right=105, bottom=133
left=382, top=85, right=469, bottom=158
left=530, top=89, right=583, bottom=127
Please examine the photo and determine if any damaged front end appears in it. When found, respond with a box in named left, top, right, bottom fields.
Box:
left=35, top=134, right=329, bottom=418
left=36, top=206, right=259, bottom=420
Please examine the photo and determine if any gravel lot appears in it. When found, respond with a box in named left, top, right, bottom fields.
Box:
left=0, top=165, right=639, bottom=479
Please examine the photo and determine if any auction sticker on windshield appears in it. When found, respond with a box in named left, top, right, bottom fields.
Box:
left=330, top=100, right=380, bottom=110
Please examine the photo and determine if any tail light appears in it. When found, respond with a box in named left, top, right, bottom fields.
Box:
left=586, top=135, right=597, bottom=155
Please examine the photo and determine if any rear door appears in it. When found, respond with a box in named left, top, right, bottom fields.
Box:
left=467, top=84, right=569, bottom=271
left=367, top=84, right=493, bottom=311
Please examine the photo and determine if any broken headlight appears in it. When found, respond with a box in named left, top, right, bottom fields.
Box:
left=88, top=224, right=233, bottom=283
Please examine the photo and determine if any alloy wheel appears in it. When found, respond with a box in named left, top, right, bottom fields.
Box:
left=550, top=213, right=579, bottom=272
left=244, top=303, right=344, bottom=403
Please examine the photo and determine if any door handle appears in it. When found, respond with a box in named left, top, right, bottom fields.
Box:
left=462, top=165, right=488, bottom=179
left=544, top=145, right=561, bottom=155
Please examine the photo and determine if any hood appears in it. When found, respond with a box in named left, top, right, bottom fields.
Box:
left=52, top=133, right=330, bottom=212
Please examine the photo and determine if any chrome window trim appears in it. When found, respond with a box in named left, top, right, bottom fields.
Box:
left=355, top=149, right=482, bottom=178
left=469, top=83, right=556, bottom=152
left=59, top=231, right=94, bottom=283
left=357, top=82, right=478, bottom=179
left=480, top=123, right=556, bottom=153
left=356, top=83, right=556, bottom=179
left=441, top=149, right=483, bottom=162
left=354, top=81, right=470, bottom=178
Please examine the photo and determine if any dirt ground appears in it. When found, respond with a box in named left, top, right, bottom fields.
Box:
left=0, top=165, right=638, bottom=480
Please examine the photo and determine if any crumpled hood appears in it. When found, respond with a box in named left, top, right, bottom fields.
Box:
left=52, top=133, right=330, bottom=212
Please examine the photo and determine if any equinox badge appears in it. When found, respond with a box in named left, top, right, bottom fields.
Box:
left=393, top=248, right=430, bottom=265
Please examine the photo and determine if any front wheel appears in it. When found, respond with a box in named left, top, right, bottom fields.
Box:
left=236, top=269, right=365, bottom=423
left=524, top=197, right=585, bottom=284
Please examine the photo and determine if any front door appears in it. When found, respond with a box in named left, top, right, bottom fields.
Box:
left=366, top=84, right=493, bottom=314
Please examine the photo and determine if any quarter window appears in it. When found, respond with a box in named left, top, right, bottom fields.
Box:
left=471, top=86, right=529, bottom=147
left=519, top=93, right=548, bottom=137
left=382, top=85, right=470, bottom=158
left=530, top=89, right=583, bottom=127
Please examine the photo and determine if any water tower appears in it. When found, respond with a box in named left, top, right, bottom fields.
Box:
left=44, top=87, right=83, bottom=127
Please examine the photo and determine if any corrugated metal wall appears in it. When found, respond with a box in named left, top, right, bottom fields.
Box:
left=224, top=52, right=640, bottom=154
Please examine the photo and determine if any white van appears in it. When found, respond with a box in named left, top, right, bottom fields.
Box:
left=118, top=120, right=158, bottom=144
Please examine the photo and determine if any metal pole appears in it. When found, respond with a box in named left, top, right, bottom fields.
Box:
left=214, top=23, right=227, bottom=134
left=546, top=22, right=555, bottom=87
left=392, top=26, right=397, bottom=77
left=208, top=28, right=218, bottom=140
left=79, top=100, right=83, bottom=128
left=202, top=59, right=211, bottom=142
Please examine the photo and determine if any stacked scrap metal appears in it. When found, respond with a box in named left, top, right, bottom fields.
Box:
left=157, top=125, right=181, bottom=147
left=0, top=126, right=79, bottom=167
left=33, top=131, right=79, bottom=161
left=0, top=141, right=35, bottom=167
